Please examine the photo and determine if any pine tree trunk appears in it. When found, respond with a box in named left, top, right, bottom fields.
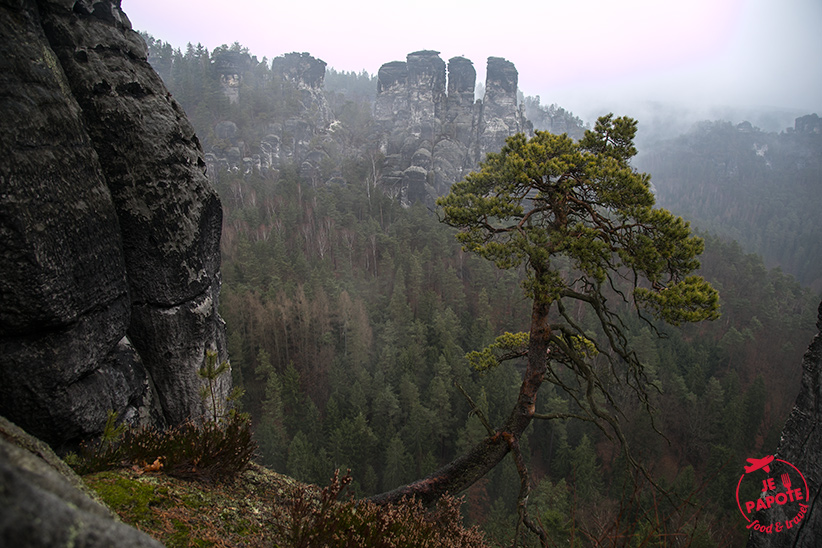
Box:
left=369, top=299, right=551, bottom=507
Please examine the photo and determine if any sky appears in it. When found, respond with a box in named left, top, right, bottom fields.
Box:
left=124, top=0, right=821, bottom=118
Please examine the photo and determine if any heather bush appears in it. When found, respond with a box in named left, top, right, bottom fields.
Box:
left=285, top=470, right=490, bottom=548
left=67, top=411, right=257, bottom=482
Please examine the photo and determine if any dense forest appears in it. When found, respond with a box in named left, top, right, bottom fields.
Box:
left=635, top=120, right=822, bottom=291
left=142, top=36, right=819, bottom=546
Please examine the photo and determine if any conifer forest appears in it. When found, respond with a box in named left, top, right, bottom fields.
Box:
left=143, top=37, right=821, bottom=546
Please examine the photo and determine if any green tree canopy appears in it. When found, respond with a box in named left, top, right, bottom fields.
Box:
left=373, top=117, right=719, bottom=536
left=438, top=115, right=718, bottom=325
left=436, top=116, right=718, bottom=451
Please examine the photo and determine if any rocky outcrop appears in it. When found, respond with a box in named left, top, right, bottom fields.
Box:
left=0, top=416, right=163, bottom=547
left=213, top=49, right=250, bottom=104
left=443, top=56, right=476, bottom=144
left=477, top=57, right=530, bottom=158
left=747, top=302, right=822, bottom=547
left=204, top=52, right=334, bottom=183
left=795, top=113, right=821, bottom=134
left=273, top=52, right=334, bottom=182
left=374, top=52, right=532, bottom=206
left=0, top=0, right=229, bottom=449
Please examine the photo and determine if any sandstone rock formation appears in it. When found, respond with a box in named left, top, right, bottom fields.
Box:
left=213, top=48, right=250, bottom=104
left=795, top=113, right=821, bottom=134
left=0, top=416, right=163, bottom=547
left=204, top=52, right=334, bottom=183
left=0, top=0, right=229, bottom=450
left=477, top=57, right=531, bottom=158
left=374, top=51, right=531, bottom=206
left=747, top=302, right=822, bottom=547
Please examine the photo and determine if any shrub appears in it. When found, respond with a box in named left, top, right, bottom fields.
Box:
left=285, top=470, right=490, bottom=548
left=68, top=411, right=257, bottom=482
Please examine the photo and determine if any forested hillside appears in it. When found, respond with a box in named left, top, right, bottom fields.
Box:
left=143, top=36, right=819, bottom=546
left=636, top=120, right=822, bottom=291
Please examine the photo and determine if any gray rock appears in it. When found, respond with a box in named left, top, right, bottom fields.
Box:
left=41, top=1, right=223, bottom=306
left=444, top=57, right=477, bottom=145
left=795, top=113, right=821, bottom=134
left=378, top=60, right=409, bottom=92
left=212, top=49, right=250, bottom=104
left=432, top=138, right=468, bottom=194
left=260, top=134, right=281, bottom=170
left=40, top=0, right=229, bottom=426
left=411, top=147, right=433, bottom=170
left=269, top=52, right=334, bottom=171
left=373, top=51, right=532, bottom=205
left=375, top=60, right=412, bottom=152
left=406, top=50, right=446, bottom=126
left=401, top=165, right=433, bottom=207
left=215, top=120, right=239, bottom=141
left=0, top=416, right=163, bottom=548
left=0, top=0, right=156, bottom=448
left=478, top=57, right=531, bottom=158
left=129, top=282, right=228, bottom=425
left=0, top=0, right=230, bottom=448
left=747, top=301, right=822, bottom=547
left=272, top=51, right=327, bottom=89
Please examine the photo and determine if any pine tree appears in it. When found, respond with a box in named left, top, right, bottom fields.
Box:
left=256, top=363, right=288, bottom=470
left=373, top=115, right=719, bottom=508
left=570, top=434, right=603, bottom=501
left=286, top=432, right=316, bottom=483
left=382, top=434, right=414, bottom=491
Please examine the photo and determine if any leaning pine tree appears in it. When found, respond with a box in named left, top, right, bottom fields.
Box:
left=370, top=115, right=719, bottom=536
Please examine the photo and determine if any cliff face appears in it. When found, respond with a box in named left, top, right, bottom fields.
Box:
left=747, top=302, right=822, bottom=547
left=182, top=49, right=530, bottom=207
left=0, top=0, right=229, bottom=449
left=478, top=57, right=530, bottom=158
left=374, top=51, right=531, bottom=206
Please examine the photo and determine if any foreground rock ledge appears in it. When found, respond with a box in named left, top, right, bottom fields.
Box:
left=0, top=416, right=163, bottom=547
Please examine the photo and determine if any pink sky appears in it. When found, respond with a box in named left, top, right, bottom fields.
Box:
left=123, top=0, right=821, bottom=114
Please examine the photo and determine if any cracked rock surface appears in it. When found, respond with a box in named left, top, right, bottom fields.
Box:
left=0, top=0, right=228, bottom=449
left=0, top=416, right=164, bottom=547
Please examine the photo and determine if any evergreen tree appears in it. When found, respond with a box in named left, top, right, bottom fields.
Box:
left=286, top=431, right=315, bottom=483
left=427, top=355, right=455, bottom=454
left=740, top=375, right=767, bottom=450
left=256, top=359, right=288, bottom=470
left=570, top=434, right=603, bottom=501
left=382, top=434, right=414, bottom=491
left=281, top=362, right=305, bottom=438
left=374, top=115, right=719, bottom=511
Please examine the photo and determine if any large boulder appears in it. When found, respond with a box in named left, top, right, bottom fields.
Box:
left=0, top=416, right=163, bottom=547
left=0, top=0, right=229, bottom=449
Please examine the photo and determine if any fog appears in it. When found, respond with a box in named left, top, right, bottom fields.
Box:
left=554, top=98, right=808, bottom=147
left=125, top=0, right=821, bottom=133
